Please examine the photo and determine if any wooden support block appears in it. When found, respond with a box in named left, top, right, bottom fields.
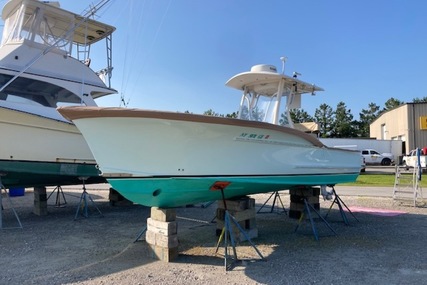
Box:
left=151, top=207, right=176, bottom=222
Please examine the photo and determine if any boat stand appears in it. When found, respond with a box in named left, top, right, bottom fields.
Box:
left=324, top=187, right=358, bottom=225
left=47, top=185, right=67, bottom=207
left=294, top=198, right=336, bottom=241
left=134, top=225, right=147, bottom=243
left=0, top=175, right=23, bottom=229
left=74, top=177, right=103, bottom=220
left=212, top=182, right=264, bottom=271
left=257, top=191, right=287, bottom=214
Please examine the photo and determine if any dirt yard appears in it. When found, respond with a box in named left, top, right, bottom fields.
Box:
left=1, top=185, right=426, bottom=284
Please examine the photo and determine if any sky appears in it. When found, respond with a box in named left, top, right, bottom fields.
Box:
left=3, top=0, right=427, bottom=118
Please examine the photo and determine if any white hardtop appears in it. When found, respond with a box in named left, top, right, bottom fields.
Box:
left=2, top=0, right=115, bottom=46
left=226, top=59, right=323, bottom=127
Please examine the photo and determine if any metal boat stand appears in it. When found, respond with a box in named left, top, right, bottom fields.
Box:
left=0, top=174, right=23, bottom=229
left=324, top=186, right=359, bottom=225
left=47, top=185, right=67, bottom=207
left=257, top=191, right=287, bottom=214
left=74, top=177, right=103, bottom=220
left=212, top=182, right=264, bottom=271
left=134, top=225, right=147, bottom=242
left=294, top=198, right=336, bottom=241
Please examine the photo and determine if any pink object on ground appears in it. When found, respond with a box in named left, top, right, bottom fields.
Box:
left=346, top=206, right=406, bottom=217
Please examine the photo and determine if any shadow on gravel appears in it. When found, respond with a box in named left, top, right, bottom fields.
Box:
left=1, top=193, right=427, bottom=284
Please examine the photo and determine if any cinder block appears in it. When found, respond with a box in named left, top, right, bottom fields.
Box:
left=288, top=209, right=302, bottom=219
left=33, top=194, right=47, bottom=202
left=307, top=196, right=319, bottom=204
left=290, top=187, right=320, bottom=197
left=108, top=189, right=121, bottom=201
left=216, top=208, right=255, bottom=222
left=34, top=200, right=47, bottom=208
left=147, top=244, right=179, bottom=262
left=146, top=230, right=179, bottom=248
left=33, top=206, right=48, bottom=216
left=33, top=186, right=47, bottom=216
left=147, top=218, right=177, bottom=236
left=245, top=218, right=257, bottom=230
left=108, top=188, right=133, bottom=206
left=312, top=203, right=320, bottom=210
left=238, top=227, right=258, bottom=242
left=217, top=197, right=254, bottom=211
left=151, top=207, right=176, bottom=222
left=215, top=223, right=258, bottom=241
left=111, top=199, right=133, bottom=206
left=290, top=195, right=304, bottom=203
left=33, top=186, right=46, bottom=195
left=290, top=202, right=305, bottom=212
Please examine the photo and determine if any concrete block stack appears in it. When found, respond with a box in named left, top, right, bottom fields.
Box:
left=33, top=186, right=47, bottom=216
left=146, top=207, right=178, bottom=262
left=289, top=186, right=320, bottom=219
left=108, top=188, right=133, bottom=206
left=216, top=196, right=258, bottom=242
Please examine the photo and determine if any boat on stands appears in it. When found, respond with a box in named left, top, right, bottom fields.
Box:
left=58, top=60, right=361, bottom=208
left=0, top=0, right=116, bottom=188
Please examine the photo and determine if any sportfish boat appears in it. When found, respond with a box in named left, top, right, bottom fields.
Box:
left=58, top=61, right=361, bottom=208
left=0, top=0, right=116, bottom=188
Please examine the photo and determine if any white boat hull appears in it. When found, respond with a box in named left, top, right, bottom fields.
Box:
left=0, top=107, right=104, bottom=187
left=59, top=107, right=361, bottom=207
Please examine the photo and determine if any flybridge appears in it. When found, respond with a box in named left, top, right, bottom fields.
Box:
left=225, top=58, right=323, bottom=127
left=0, top=0, right=115, bottom=88
left=1, top=0, right=115, bottom=47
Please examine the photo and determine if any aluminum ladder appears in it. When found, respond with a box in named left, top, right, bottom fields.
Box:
left=393, top=165, right=424, bottom=207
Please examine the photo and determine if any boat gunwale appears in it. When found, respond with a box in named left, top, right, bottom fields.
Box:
left=58, top=106, right=330, bottom=148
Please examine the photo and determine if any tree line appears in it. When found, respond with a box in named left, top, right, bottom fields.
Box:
left=202, top=96, right=427, bottom=138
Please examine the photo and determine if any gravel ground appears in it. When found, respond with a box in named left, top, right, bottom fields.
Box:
left=1, top=185, right=426, bottom=285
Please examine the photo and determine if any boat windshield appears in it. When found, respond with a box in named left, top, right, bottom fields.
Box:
left=239, top=94, right=279, bottom=123
left=0, top=74, right=84, bottom=107
left=238, top=87, right=294, bottom=125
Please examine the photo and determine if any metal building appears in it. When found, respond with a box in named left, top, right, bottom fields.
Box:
left=370, top=103, right=427, bottom=154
